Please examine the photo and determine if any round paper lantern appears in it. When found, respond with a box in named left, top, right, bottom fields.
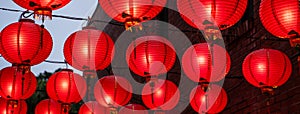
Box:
left=126, top=36, right=176, bottom=77
left=35, top=99, right=62, bottom=114
left=94, top=76, right=132, bottom=108
left=0, top=99, right=27, bottom=114
left=242, top=49, right=292, bottom=93
left=142, top=79, right=180, bottom=110
left=0, top=66, right=37, bottom=100
left=119, top=104, right=148, bottom=114
left=177, top=0, right=248, bottom=30
left=79, top=101, right=110, bottom=114
left=190, top=84, right=227, bottom=113
left=182, top=43, right=231, bottom=82
left=64, top=27, right=114, bottom=71
left=259, top=0, right=300, bottom=38
left=0, top=19, right=52, bottom=66
left=46, top=69, right=87, bottom=104
left=98, top=0, right=167, bottom=30
left=13, top=0, right=71, bottom=19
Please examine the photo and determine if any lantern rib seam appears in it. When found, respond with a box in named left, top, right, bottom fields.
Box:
left=145, top=40, right=150, bottom=75
left=266, top=49, right=270, bottom=85
left=136, top=1, right=155, bottom=20
left=272, top=52, right=288, bottom=86
left=189, top=46, right=198, bottom=81
left=87, top=30, right=91, bottom=70
left=187, top=0, right=199, bottom=25
left=30, top=25, right=44, bottom=65
left=53, top=73, right=61, bottom=102
left=98, top=34, right=110, bottom=70
left=17, top=22, right=23, bottom=63
left=119, top=82, right=131, bottom=106
left=247, top=54, right=260, bottom=86
left=219, top=0, right=241, bottom=28
left=270, top=0, right=289, bottom=35
left=11, top=68, right=17, bottom=99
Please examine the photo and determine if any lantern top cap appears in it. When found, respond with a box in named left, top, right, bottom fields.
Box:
left=18, top=19, right=35, bottom=23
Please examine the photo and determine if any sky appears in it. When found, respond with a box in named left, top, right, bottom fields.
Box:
left=0, top=1, right=98, bottom=75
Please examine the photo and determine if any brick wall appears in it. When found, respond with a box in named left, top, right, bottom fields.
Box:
left=91, top=0, right=300, bottom=113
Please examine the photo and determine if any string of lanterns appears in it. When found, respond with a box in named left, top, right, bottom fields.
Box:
left=0, top=0, right=298, bottom=113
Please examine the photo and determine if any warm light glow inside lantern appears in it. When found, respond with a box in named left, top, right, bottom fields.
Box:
left=98, top=0, right=167, bottom=30
left=46, top=69, right=87, bottom=113
left=190, top=84, right=228, bottom=113
left=259, top=0, right=299, bottom=38
left=142, top=79, right=180, bottom=111
left=182, top=43, right=231, bottom=83
left=63, top=27, right=114, bottom=71
left=0, top=66, right=37, bottom=101
left=0, top=19, right=53, bottom=72
left=177, top=0, right=248, bottom=30
left=242, top=49, right=292, bottom=95
left=126, top=36, right=176, bottom=77
left=79, top=101, right=110, bottom=114
left=35, top=99, right=63, bottom=114
left=94, top=75, right=132, bottom=113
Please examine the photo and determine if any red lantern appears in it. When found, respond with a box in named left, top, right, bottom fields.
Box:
left=0, top=19, right=53, bottom=67
left=119, top=104, right=148, bottom=114
left=35, top=99, right=63, bottom=114
left=0, top=66, right=37, bottom=100
left=142, top=79, right=180, bottom=110
left=79, top=101, right=110, bottom=114
left=177, top=0, right=248, bottom=30
left=94, top=76, right=132, bottom=109
left=126, top=36, right=176, bottom=77
left=182, top=43, right=231, bottom=83
left=64, top=27, right=114, bottom=71
left=190, top=84, right=228, bottom=113
left=13, top=0, right=71, bottom=19
left=0, top=99, right=27, bottom=114
left=98, top=0, right=167, bottom=30
left=46, top=69, right=87, bottom=104
left=259, top=0, right=300, bottom=39
left=242, top=49, right=292, bottom=94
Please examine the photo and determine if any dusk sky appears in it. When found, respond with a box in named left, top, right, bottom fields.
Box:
left=0, top=1, right=98, bottom=75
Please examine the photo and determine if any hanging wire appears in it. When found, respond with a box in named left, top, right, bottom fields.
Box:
left=44, top=60, right=67, bottom=64
left=0, top=7, right=122, bottom=25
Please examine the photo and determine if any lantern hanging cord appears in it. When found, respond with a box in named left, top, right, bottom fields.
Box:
left=0, top=7, right=126, bottom=26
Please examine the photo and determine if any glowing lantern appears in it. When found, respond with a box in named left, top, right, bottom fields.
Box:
left=46, top=69, right=87, bottom=113
left=0, top=66, right=37, bottom=100
left=79, top=101, right=110, bottom=114
left=0, top=99, right=27, bottom=114
left=142, top=79, right=180, bottom=111
left=126, top=36, right=176, bottom=77
left=119, top=104, right=148, bottom=114
left=182, top=43, right=231, bottom=83
left=35, top=99, right=63, bottom=114
left=94, top=76, right=132, bottom=113
left=13, top=0, right=71, bottom=19
left=177, top=0, right=248, bottom=30
left=190, top=84, right=228, bottom=113
left=242, top=49, right=292, bottom=94
left=0, top=19, right=52, bottom=72
left=259, top=0, right=300, bottom=46
left=98, top=0, right=167, bottom=30
left=63, top=27, right=114, bottom=71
